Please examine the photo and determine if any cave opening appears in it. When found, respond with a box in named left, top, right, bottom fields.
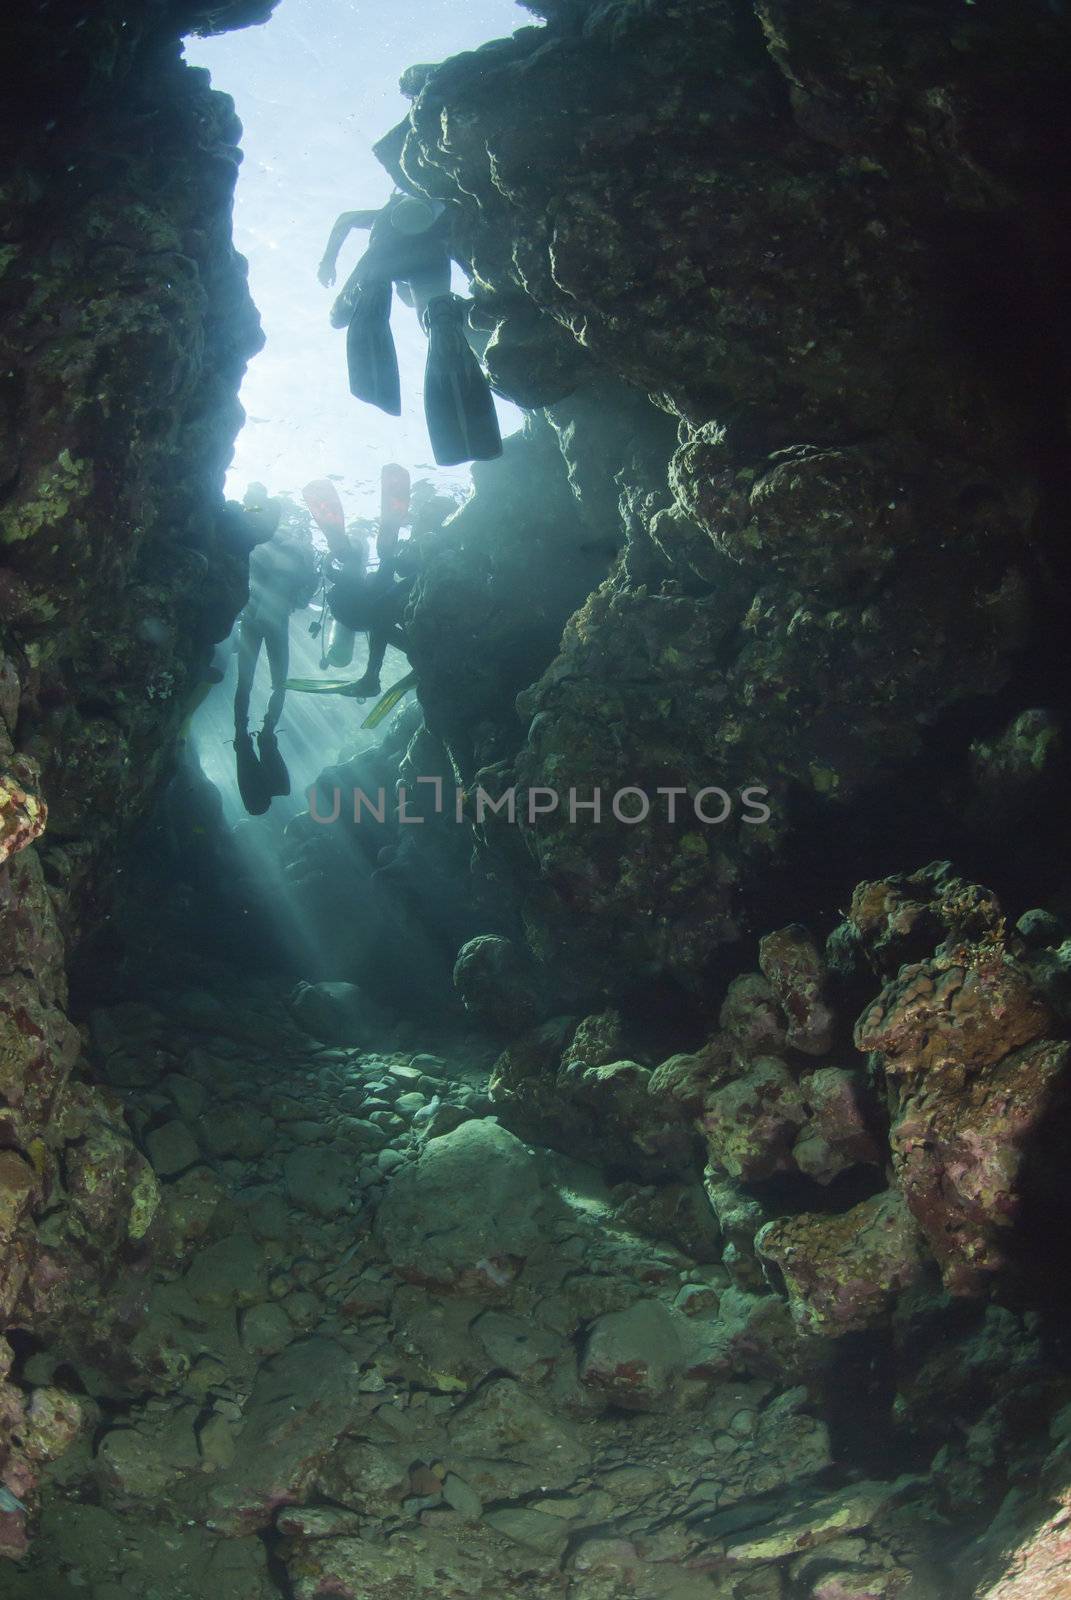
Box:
left=177, top=0, right=522, bottom=900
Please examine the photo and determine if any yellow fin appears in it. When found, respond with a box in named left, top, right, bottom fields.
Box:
left=361, top=671, right=418, bottom=729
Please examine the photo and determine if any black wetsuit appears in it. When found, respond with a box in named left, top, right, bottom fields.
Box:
left=327, top=562, right=411, bottom=686
left=234, top=536, right=319, bottom=736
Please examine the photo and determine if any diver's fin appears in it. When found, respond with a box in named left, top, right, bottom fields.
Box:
left=361, top=670, right=418, bottom=729
left=347, top=281, right=401, bottom=416
left=235, top=733, right=270, bottom=815
left=302, top=478, right=346, bottom=544
left=422, top=294, right=503, bottom=467
left=283, top=676, right=370, bottom=696
left=257, top=731, right=291, bottom=798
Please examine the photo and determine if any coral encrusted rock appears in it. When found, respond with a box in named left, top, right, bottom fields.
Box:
left=857, top=941, right=1071, bottom=1295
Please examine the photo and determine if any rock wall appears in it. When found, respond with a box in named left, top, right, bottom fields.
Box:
left=383, top=0, right=1071, bottom=996
left=0, top=0, right=273, bottom=1536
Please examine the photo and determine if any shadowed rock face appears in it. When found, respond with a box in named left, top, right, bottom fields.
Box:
left=0, top=0, right=270, bottom=1532
left=374, top=0, right=1071, bottom=993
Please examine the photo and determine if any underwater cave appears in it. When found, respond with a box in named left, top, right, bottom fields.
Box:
left=2, top=0, right=1071, bottom=1595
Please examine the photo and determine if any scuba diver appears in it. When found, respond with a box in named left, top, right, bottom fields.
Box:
left=303, top=467, right=413, bottom=702
left=232, top=490, right=320, bottom=816
left=317, top=192, right=502, bottom=469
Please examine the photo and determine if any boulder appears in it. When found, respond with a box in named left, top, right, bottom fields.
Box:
left=374, top=1119, right=545, bottom=1284
left=207, top=1338, right=362, bottom=1534
left=759, top=925, right=836, bottom=1056
left=700, top=1057, right=808, bottom=1181
left=757, top=1191, right=929, bottom=1337
left=452, top=935, right=537, bottom=1029
left=290, top=981, right=383, bottom=1046
left=579, top=1300, right=689, bottom=1410
left=857, top=941, right=1070, bottom=1293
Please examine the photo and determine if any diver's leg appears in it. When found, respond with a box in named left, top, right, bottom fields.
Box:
left=258, top=616, right=292, bottom=798
left=261, top=616, right=290, bottom=736
left=407, top=261, right=452, bottom=322
left=421, top=292, right=503, bottom=467
left=347, top=630, right=389, bottom=700
left=366, top=630, right=389, bottom=683
left=233, top=617, right=259, bottom=733
left=233, top=619, right=270, bottom=815
left=372, top=526, right=400, bottom=588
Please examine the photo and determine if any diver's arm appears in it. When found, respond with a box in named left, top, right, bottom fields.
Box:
left=317, top=210, right=380, bottom=287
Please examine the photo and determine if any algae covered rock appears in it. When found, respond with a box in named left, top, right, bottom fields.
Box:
left=491, top=1009, right=697, bottom=1179
left=700, top=1056, right=809, bottom=1183
left=453, top=934, right=538, bottom=1030
left=756, top=1191, right=929, bottom=1338
left=857, top=938, right=1070, bottom=1294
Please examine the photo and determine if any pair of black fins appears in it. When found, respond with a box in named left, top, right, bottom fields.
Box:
left=346, top=283, right=502, bottom=467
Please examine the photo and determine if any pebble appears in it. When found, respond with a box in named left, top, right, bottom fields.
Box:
left=395, top=1092, right=426, bottom=1115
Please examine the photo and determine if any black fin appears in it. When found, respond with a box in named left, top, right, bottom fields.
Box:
left=347, top=281, right=402, bottom=416
left=257, top=732, right=291, bottom=798
left=235, top=734, right=270, bottom=815
left=422, top=295, right=503, bottom=466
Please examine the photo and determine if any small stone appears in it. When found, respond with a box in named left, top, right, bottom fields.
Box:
left=240, top=1302, right=293, bottom=1358
left=395, top=1092, right=426, bottom=1115
left=276, top=1505, right=363, bottom=1538
left=340, top=1118, right=391, bottom=1149
left=197, top=1107, right=274, bottom=1161
left=388, top=1064, right=423, bottom=1085
left=283, top=1148, right=357, bottom=1216
left=673, top=1282, right=722, bottom=1317
left=184, top=1356, right=229, bottom=1399
left=377, top=1149, right=405, bottom=1175
left=730, top=1408, right=759, bottom=1438
left=483, top=1505, right=569, bottom=1554
left=362, top=1079, right=396, bottom=1098
left=442, top=1472, right=482, bottom=1519
left=184, top=1233, right=264, bottom=1307
left=402, top=1493, right=441, bottom=1514
left=163, top=1074, right=208, bottom=1122
left=410, top=1054, right=446, bottom=1078
left=281, top=1290, right=322, bottom=1329
left=197, top=1412, right=237, bottom=1469
left=145, top=1121, right=199, bottom=1178
left=288, top=1120, right=326, bottom=1144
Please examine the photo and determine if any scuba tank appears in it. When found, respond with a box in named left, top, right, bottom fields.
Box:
left=325, top=620, right=356, bottom=667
